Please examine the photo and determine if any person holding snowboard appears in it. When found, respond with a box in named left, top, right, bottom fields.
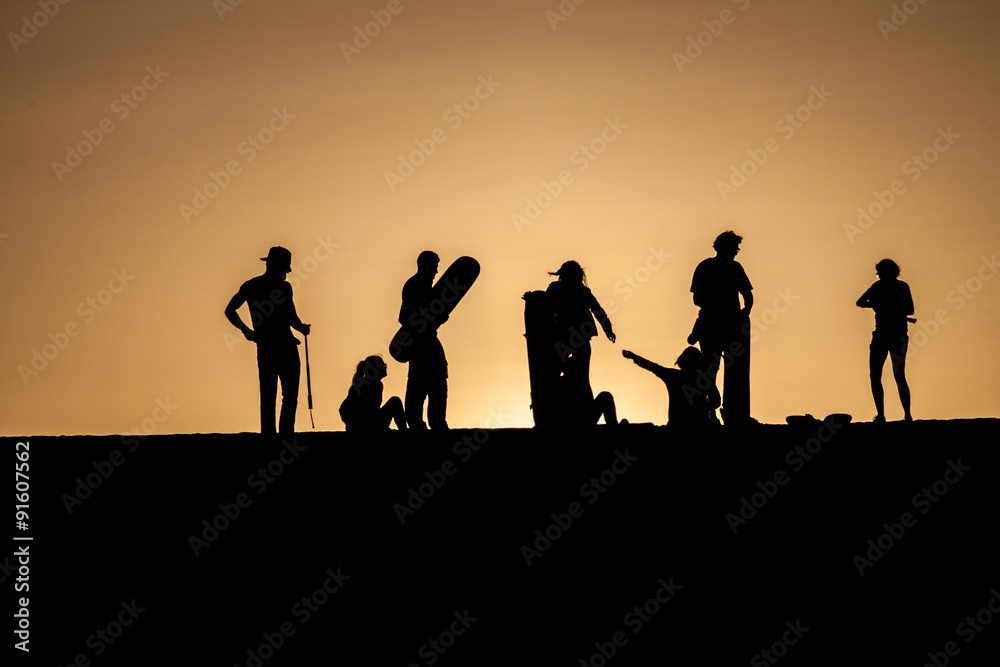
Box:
left=399, top=250, right=449, bottom=430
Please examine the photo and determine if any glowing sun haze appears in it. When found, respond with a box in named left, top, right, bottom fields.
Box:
left=2, top=0, right=998, bottom=435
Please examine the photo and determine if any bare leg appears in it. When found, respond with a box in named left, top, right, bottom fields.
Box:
left=593, top=391, right=617, bottom=426
left=382, top=396, right=407, bottom=431
left=890, top=340, right=911, bottom=420
left=869, top=346, right=886, bottom=421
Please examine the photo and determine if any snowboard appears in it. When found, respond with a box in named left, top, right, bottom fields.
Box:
left=389, top=256, right=480, bottom=363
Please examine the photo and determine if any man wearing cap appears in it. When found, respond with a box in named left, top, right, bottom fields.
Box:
left=225, top=246, right=311, bottom=436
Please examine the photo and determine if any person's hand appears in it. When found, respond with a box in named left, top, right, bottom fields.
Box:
left=242, top=327, right=255, bottom=342
left=622, top=350, right=634, bottom=360
left=299, top=323, right=312, bottom=336
left=607, top=331, right=616, bottom=343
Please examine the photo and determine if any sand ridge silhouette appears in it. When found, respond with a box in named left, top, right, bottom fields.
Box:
left=12, top=418, right=1000, bottom=664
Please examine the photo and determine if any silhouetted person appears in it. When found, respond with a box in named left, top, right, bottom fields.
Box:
left=623, top=348, right=721, bottom=427
left=225, top=246, right=311, bottom=436
left=690, top=231, right=753, bottom=426
left=857, top=259, right=913, bottom=423
left=546, top=261, right=615, bottom=394
left=400, top=251, right=449, bottom=430
left=339, top=356, right=407, bottom=432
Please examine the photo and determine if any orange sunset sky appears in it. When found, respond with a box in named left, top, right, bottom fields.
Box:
left=2, top=0, right=998, bottom=436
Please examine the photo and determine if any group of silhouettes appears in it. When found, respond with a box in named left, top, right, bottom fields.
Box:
left=224, top=233, right=915, bottom=436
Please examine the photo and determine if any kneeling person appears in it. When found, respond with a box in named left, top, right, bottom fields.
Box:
left=623, top=347, right=720, bottom=427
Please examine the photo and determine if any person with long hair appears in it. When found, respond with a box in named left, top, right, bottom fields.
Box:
left=545, top=260, right=615, bottom=390
left=339, top=356, right=406, bottom=432
left=857, top=259, right=914, bottom=422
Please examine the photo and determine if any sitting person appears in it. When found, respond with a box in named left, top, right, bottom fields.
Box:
left=622, top=347, right=721, bottom=427
left=339, top=356, right=407, bottom=432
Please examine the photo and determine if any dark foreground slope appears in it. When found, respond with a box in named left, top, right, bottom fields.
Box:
left=7, top=419, right=1000, bottom=665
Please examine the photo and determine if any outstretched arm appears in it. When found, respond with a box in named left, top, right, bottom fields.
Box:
left=225, top=292, right=254, bottom=341
left=622, top=350, right=666, bottom=376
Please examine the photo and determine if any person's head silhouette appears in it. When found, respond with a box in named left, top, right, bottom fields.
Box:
left=713, top=231, right=742, bottom=260
left=261, top=246, right=292, bottom=278
left=549, top=260, right=587, bottom=285
left=875, top=258, right=900, bottom=280
left=363, top=355, right=388, bottom=381
left=676, top=346, right=707, bottom=372
left=416, top=251, right=440, bottom=279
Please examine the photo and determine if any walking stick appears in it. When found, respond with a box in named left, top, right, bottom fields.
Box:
left=305, top=333, right=315, bottom=429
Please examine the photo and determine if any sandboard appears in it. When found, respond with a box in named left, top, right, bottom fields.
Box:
left=389, top=256, right=480, bottom=363
left=523, top=290, right=563, bottom=427
left=720, top=314, right=751, bottom=424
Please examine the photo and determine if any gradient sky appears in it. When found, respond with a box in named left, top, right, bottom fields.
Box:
left=2, top=0, right=998, bottom=435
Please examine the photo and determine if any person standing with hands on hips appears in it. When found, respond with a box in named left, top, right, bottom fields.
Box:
left=225, top=246, right=311, bottom=436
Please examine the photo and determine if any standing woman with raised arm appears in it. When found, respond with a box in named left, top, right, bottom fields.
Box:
left=857, top=259, right=914, bottom=423
left=545, top=261, right=616, bottom=408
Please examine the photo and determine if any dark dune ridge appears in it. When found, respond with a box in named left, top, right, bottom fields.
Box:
left=11, top=418, right=1000, bottom=664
